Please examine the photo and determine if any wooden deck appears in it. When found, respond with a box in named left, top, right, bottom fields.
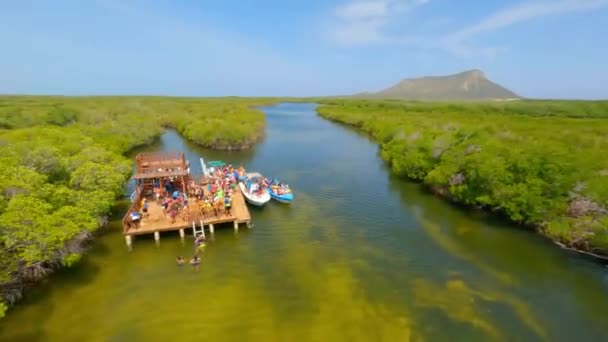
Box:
left=123, top=188, right=251, bottom=242
left=122, top=151, right=252, bottom=247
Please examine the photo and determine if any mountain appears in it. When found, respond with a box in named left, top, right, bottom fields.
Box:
left=357, top=69, right=520, bottom=101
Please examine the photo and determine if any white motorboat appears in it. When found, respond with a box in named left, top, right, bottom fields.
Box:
left=239, top=172, right=271, bottom=206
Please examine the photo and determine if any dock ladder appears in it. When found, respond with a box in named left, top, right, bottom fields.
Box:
left=191, top=221, right=206, bottom=239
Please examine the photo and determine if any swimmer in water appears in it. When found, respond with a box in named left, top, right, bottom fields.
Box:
left=176, top=256, right=185, bottom=266
left=195, top=235, right=206, bottom=246
left=190, top=255, right=201, bottom=266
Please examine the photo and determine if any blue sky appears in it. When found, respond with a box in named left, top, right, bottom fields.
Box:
left=1, top=0, right=607, bottom=98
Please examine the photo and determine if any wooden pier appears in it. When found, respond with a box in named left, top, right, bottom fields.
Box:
left=121, top=152, right=252, bottom=247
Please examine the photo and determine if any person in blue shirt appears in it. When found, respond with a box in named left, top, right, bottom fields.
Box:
left=224, top=195, right=232, bottom=215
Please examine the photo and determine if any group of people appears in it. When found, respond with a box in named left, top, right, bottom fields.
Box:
left=176, top=255, right=200, bottom=266
left=267, top=178, right=291, bottom=195
left=127, top=164, right=248, bottom=229
left=188, top=164, right=245, bottom=219
left=159, top=189, right=190, bottom=224
left=244, top=177, right=266, bottom=196
left=127, top=178, right=191, bottom=229
left=176, top=234, right=207, bottom=267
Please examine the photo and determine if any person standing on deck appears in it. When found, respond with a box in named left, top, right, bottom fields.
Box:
left=181, top=205, right=190, bottom=223
left=141, top=198, right=149, bottom=218
left=224, top=195, right=232, bottom=215
left=154, top=186, right=161, bottom=203
left=204, top=198, right=212, bottom=219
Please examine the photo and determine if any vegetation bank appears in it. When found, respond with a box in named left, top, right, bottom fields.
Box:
left=317, top=99, right=608, bottom=258
left=0, top=96, right=272, bottom=316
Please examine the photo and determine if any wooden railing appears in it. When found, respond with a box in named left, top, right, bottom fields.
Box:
left=136, top=152, right=184, bottom=163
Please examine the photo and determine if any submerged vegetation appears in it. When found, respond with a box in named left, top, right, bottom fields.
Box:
left=317, top=99, right=608, bottom=256
left=0, top=96, right=271, bottom=315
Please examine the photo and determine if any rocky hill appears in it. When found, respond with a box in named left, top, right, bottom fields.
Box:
left=358, top=69, right=520, bottom=100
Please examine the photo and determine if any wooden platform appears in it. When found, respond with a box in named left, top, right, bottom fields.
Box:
left=123, top=188, right=251, bottom=245
left=121, top=151, right=252, bottom=247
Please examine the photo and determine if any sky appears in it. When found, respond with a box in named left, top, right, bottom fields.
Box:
left=1, top=0, right=607, bottom=99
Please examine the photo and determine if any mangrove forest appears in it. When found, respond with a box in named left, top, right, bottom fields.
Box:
left=318, top=99, right=608, bottom=256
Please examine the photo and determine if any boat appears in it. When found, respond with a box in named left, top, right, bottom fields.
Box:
left=239, top=172, right=271, bottom=206
left=267, top=179, right=294, bottom=203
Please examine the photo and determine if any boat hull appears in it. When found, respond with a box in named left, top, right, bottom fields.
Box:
left=269, top=189, right=293, bottom=203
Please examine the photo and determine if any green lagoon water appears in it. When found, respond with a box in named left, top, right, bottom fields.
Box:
left=1, top=103, right=607, bottom=341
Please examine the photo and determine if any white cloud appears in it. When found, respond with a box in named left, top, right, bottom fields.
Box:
left=326, top=0, right=608, bottom=57
left=443, top=0, right=608, bottom=56
left=328, top=0, right=429, bottom=45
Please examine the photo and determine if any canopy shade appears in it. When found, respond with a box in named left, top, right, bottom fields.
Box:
left=208, top=161, right=226, bottom=167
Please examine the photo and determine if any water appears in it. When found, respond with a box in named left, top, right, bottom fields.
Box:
left=1, top=103, right=607, bottom=341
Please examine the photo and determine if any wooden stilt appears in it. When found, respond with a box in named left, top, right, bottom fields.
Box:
left=200, top=220, right=206, bottom=239
left=234, top=221, right=239, bottom=232
left=154, top=231, right=160, bottom=241
left=125, top=235, right=132, bottom=248
left=209, top=224, right=214, bottom=234
left=179, top=229, right=185, bottom=239
left=192, top=221, right=196, bottom=236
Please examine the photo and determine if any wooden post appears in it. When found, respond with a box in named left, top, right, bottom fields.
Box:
left=234, top=221, right=239, bottom=232
left=192, top=221, right=196, bottom=236
left=179, top=229, right=185, bottom=239
left=200, top=220, right=206, bottom=239
left=154, top=231, right=160, bottom=241
left=209, top=224, right=214, bottom=234
left=125, top=235, right=132, bottom=248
